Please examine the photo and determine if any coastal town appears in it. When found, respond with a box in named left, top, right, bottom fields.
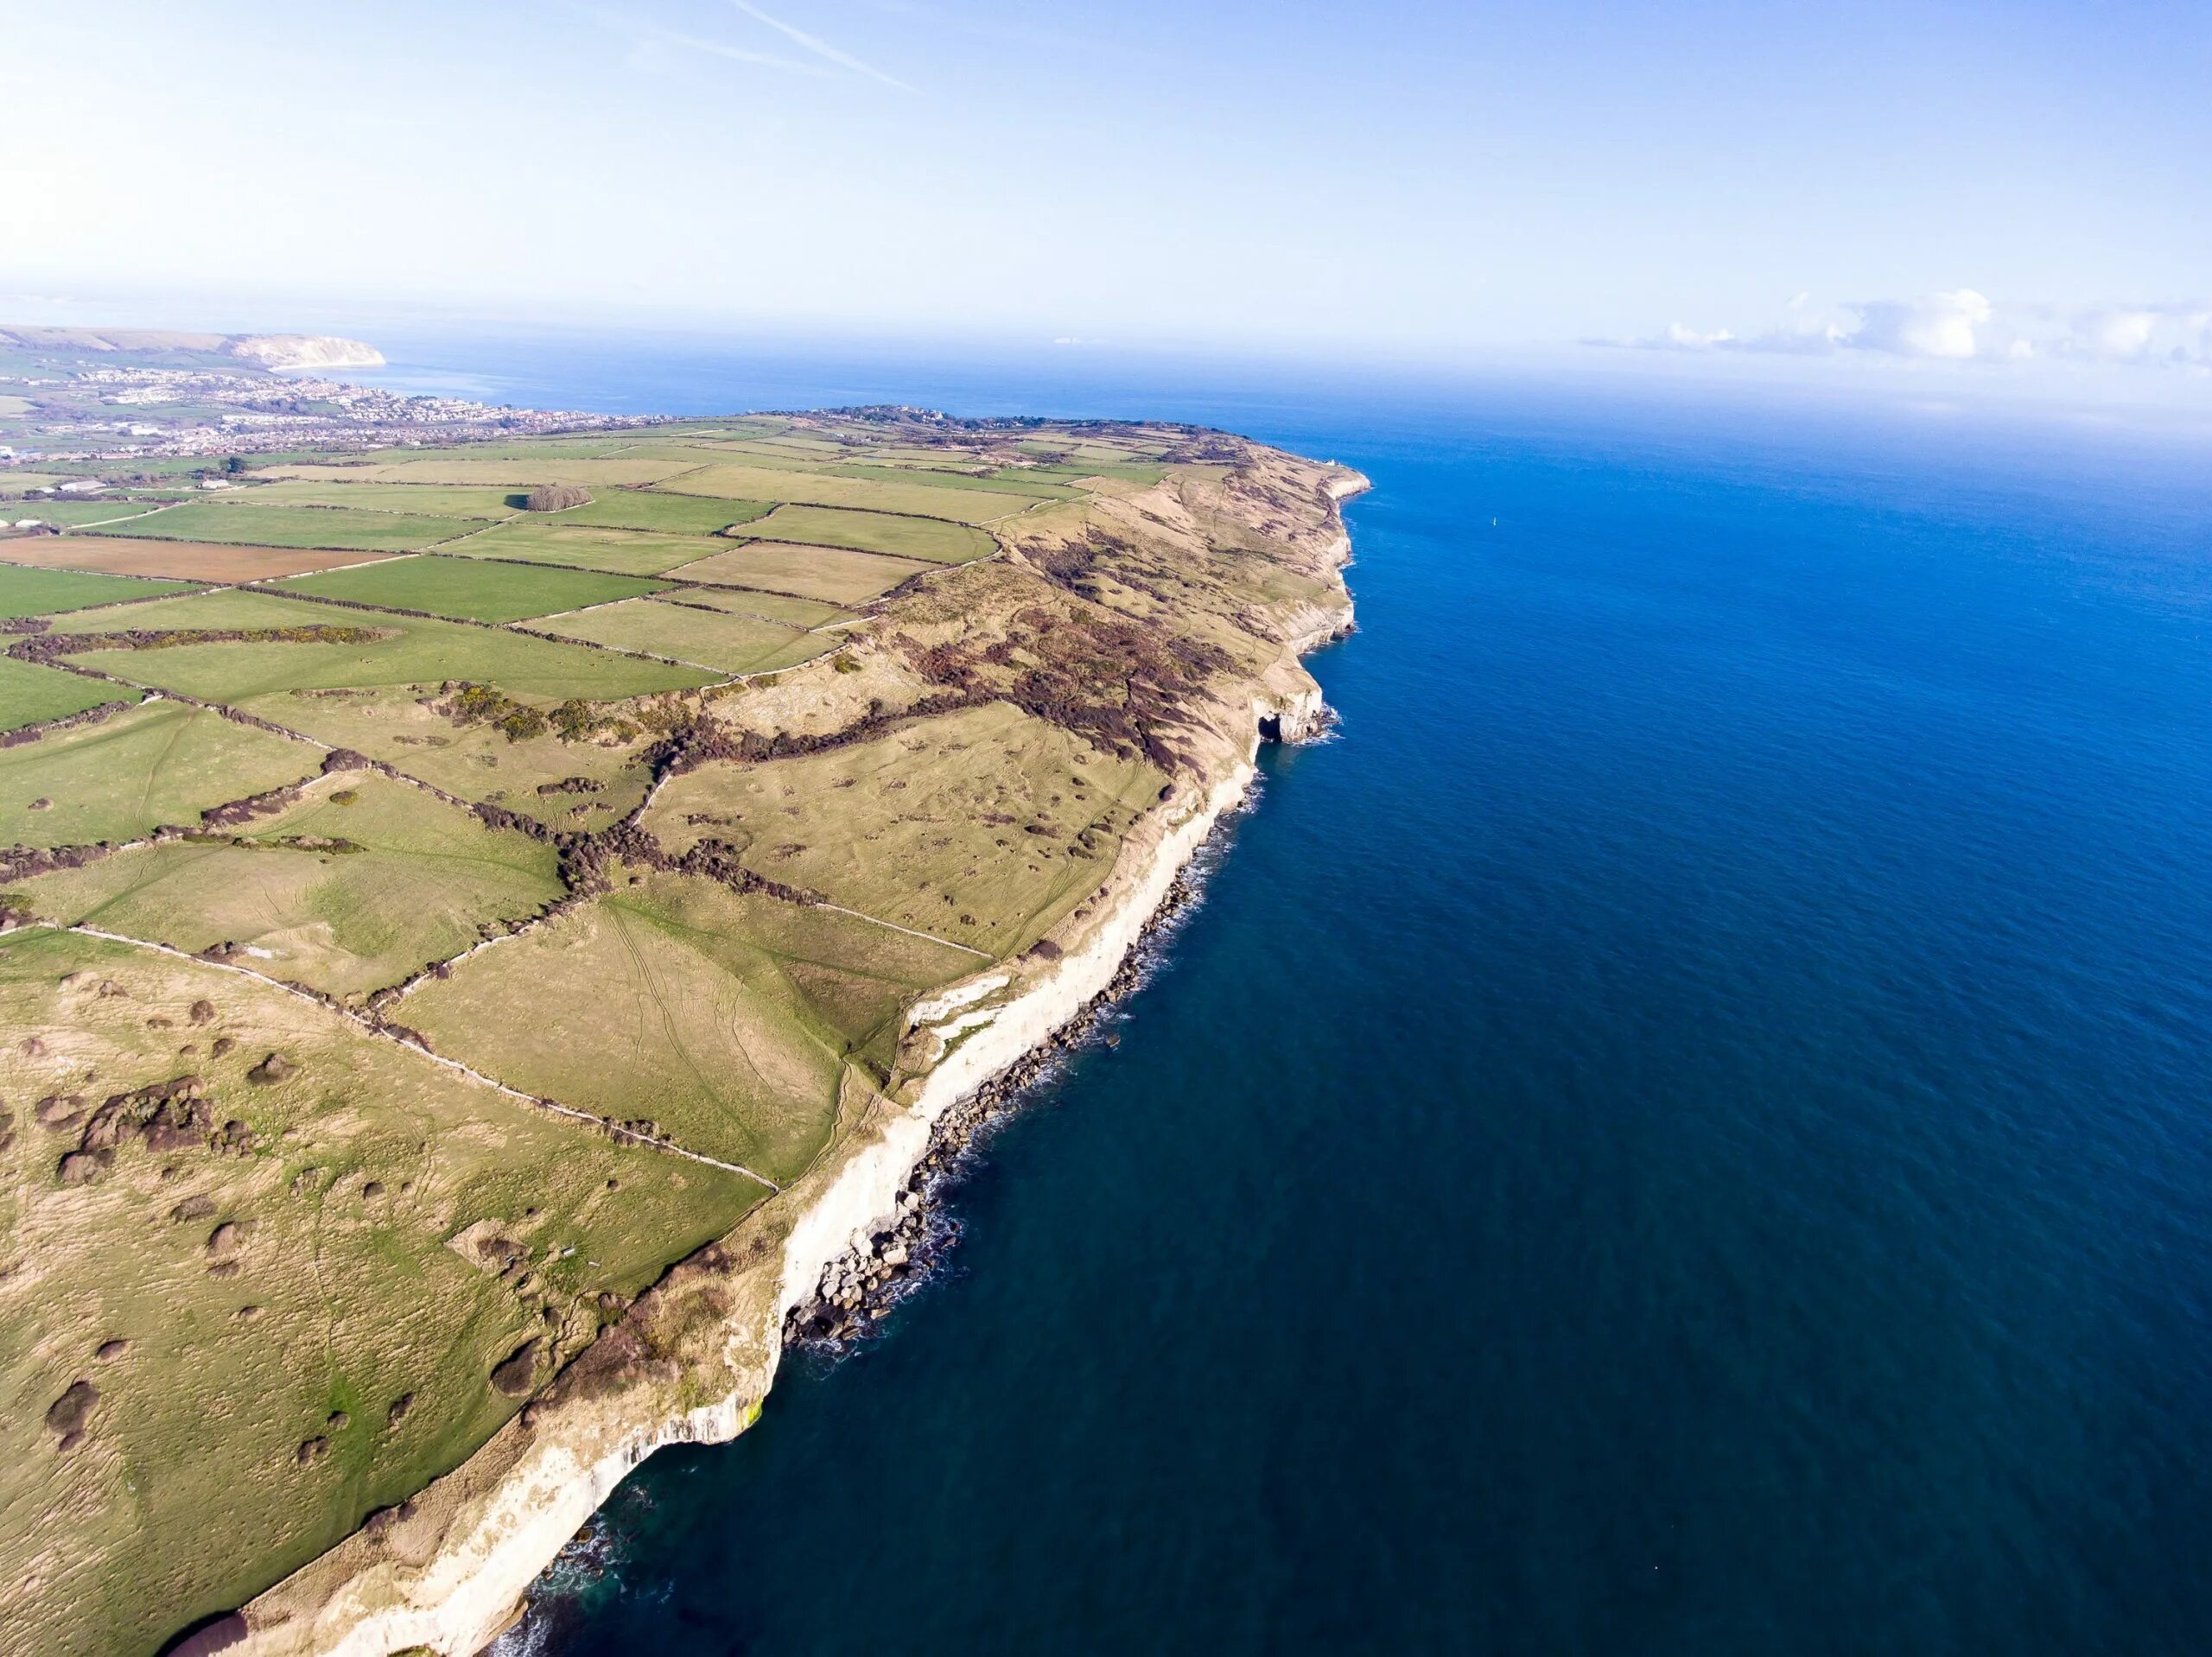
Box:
left=0, top=331, right=655, bottom=478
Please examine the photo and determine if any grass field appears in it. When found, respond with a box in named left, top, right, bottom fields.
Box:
left=54, top=588, right=712, bottom=702
left=4, top=498, right=185, bottom=528
left=0, top=699, right=317, bottom=849
left=233, top=482, right=527, bottom=518
left=557, top=492, right=775, bottom=536
left=827, top=463, right=1079, bottom=500
left=0, top=563, right=191, bottom=618
left=233, top=686, right=656, bottom=833
left=271, top=553, right=666, bottom=624
left=668, top=541, right=934, bottom=604
left=658, top=584, right=850, bottom=628
left=643, top=702, right=1163, bottom=957
left=0, top=925, right=766, bottom=1657
left=267, top=457, right=702, bottom=488
left=2, top=536, right=401, bottom=582
left=0, top=657, right=136, bottom=731
left=404, top=867, right=976, bottom=1177
left=86, top=501, right=476, bottom=552
left=533, top=597, right=836, bottom=674
left=442, top=518, right=727, bottom=575
left=14, top=771, right=564, bottom=999
left=725, top=505, right=996, bottom=564
left=657, top=463, right=1021, bottom=524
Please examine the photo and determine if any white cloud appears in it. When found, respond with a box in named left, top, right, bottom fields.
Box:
left=1601, top=291, right=2212, bottom=369
left=1663, top=321, right=1734, bottom=347
left=1850, top=289, right=1991, bottom=359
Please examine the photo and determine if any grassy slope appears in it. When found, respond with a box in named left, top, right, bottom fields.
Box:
left=0, top=563, right=191, bottom=618
left=404, top=868, right=974, bottom=1178
left=52, top=588, right=711, bottom=701
left=667, top=541, right=935, bottom=603
left=88, top=501, right=478, bottom=551
left=725, top=504, right=996, bottom=563
left=233, top=686, right=656, bottom=834
left=271, top=553, right=667, bottom=624
left=532, top=598, right=832, bottom=674
left=0, top=700, right=318, bottom=849
left=0, top=657, right=136, bottom=730
left=644, top=702, right=1164, bottom=958
left=14, top=772, right=564, bottom=1000
left=0, top=927, right=766, bottom=1657
left=442, top=519, right=732, bottom=575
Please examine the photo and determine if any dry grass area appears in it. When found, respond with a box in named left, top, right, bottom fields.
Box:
left=0, top=536, right=400, bottom=582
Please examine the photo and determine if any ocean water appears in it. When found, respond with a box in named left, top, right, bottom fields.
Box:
left=379, top=333, right=2212, bottom=1655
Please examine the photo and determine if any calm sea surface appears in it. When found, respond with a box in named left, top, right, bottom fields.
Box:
left=372, top=333, right=2212, bottom=1656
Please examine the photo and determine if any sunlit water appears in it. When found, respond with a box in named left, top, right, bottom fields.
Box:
left=372, top=333, right=2212, bottom=1656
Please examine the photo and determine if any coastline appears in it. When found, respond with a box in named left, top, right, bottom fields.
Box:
left=226, top=465, right=1369, bottom=1657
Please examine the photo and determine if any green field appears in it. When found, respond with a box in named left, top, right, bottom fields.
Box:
left=658, top=585, right=850, bottom=628
left=558, top=492, right=776, bottom=536
left=15, top=771, right=564, bottom=999
left=444, top=518, right=728, bottom=575
left=725, top=505, right=996, bottom=564
left=54, top=587, right=712, bottom=702
left=0, top=656, right=136, bottom=730
left=271, top=553, right=666, bottom=623
left=827, top=463, right=1079, bottom=499
left=668, top=541, right=934, bottom=604
left=404, top=868, right=975, bottom=1177
left=3, top=498, right=184, bottom=528
left=268, top=456, right=702, bottom=488
left=658, top=463, right=1021, bottom=525
left=86, top=501, right=475, bottom=552
left=233, top=685, right=657, bottom=833
left=0, top=699, right=317, bottom=849
left=0, top=562, right=190, bottom=618
left=233, top=482, right=527, bottom=518
left=0, top=925, right=766, bottom=1657
left=534, top=597, right=836, bottom=674
left=644, top=702, right=1164, bottom=957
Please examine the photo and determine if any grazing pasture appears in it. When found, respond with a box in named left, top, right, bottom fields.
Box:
left=86, top=501, right=475, bottom=552
left=0, top=535, right=397, bottom=582
left=644, top=702, right=1163, bottom=958
left=558, top=492, right=775, bottom=536
left=658, top=463, right=1021, bottom=524
left=724, top=505, right=996, bottom=564
left=265, top=457, right=702, bottom=488
left=272, top=553, right=665, bottom=624
left=0, top=699, right=316, bottom=848
left=52, top=587, right=709, bottom=702
left=0, top=924, right=765, bottom=1657
left=15, top=771, right=564, bottom=999
left=233, top=482, right=525, bottom=518
left=446, top=519, right=730, bottom=575
left=667, top=541, right=934, bottom=604
left=235, top=685, right=657, bottom=833
left=404, top=868, right=975, bottom=1178
left=0, top=562, right=190, bottom=617
left=533, top=597, right=835, bottom=675
left=0, top=656, right=137, bottom=730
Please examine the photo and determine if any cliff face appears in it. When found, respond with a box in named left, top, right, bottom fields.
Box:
left=232, top=437, right=1367, bottom=1657
left=224, top=335, right=386, bottom=371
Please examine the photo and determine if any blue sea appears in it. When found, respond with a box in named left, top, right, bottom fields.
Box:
left=372, top=332, right=2212, bottom=1656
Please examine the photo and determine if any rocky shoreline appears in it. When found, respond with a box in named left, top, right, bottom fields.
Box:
left=784, top=778, right=1261, bottom=1348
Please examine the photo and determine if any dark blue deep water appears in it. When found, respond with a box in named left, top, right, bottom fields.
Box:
left=389, top=334, right=2212, bottom=1656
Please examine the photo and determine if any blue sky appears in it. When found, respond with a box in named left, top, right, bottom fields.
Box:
left=7, top=0, right=2209, bottom=384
